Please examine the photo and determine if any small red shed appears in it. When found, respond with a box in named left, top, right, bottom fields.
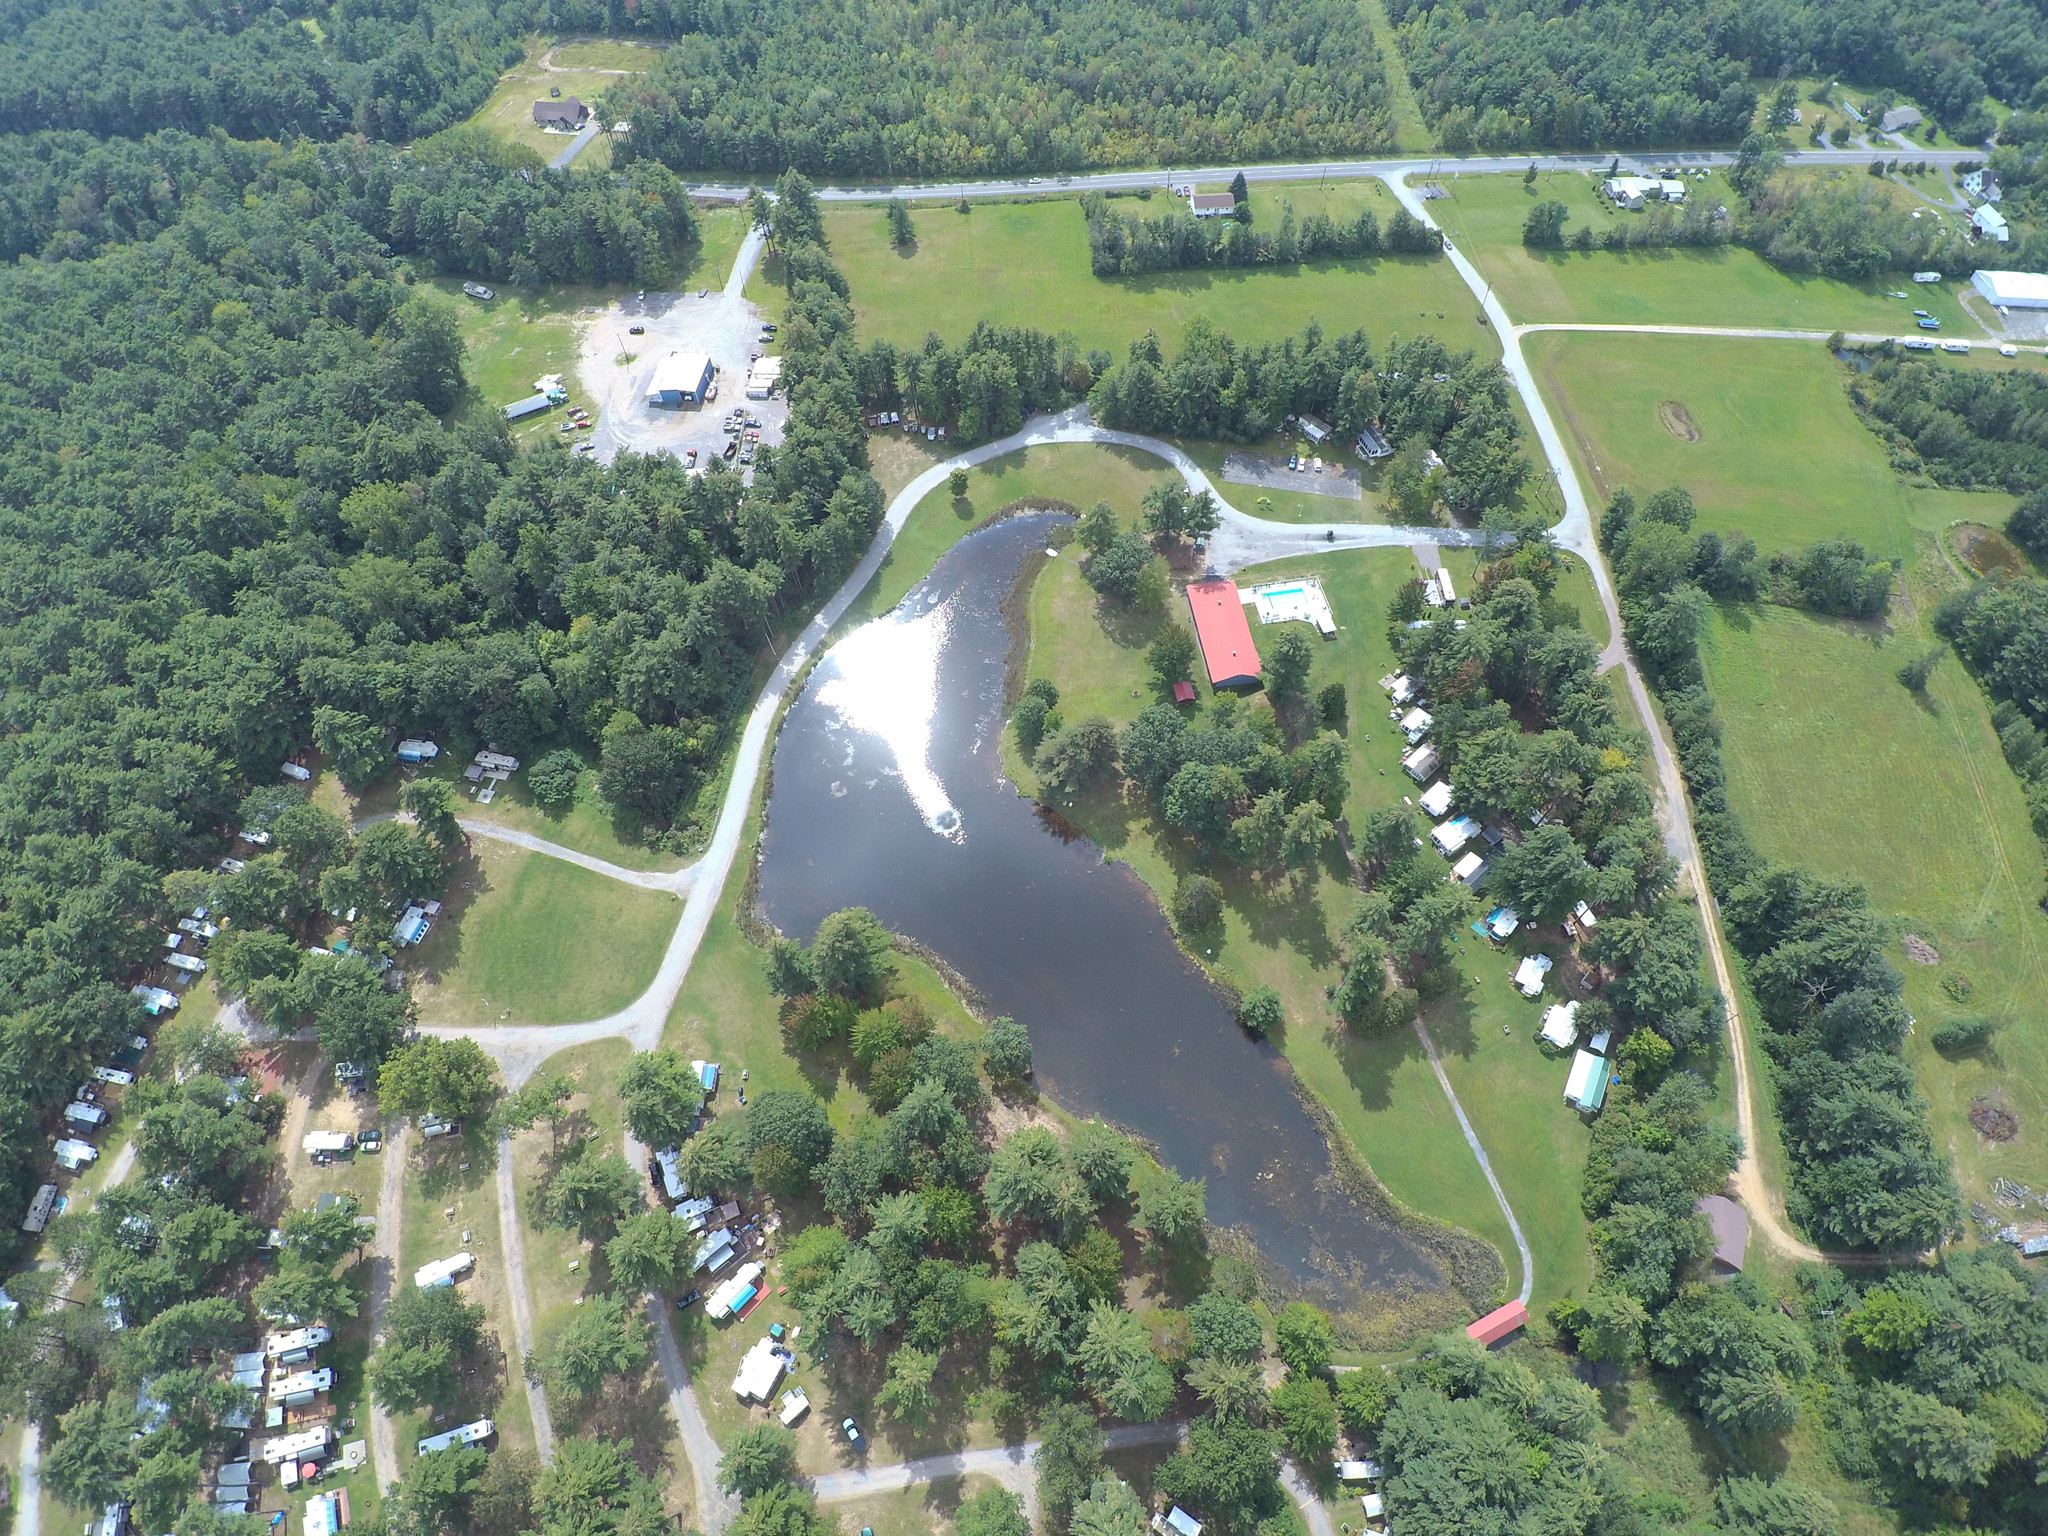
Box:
left=1466, top=1300, right=1528, bottom=1346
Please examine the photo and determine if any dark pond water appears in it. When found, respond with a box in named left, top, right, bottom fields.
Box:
left=757, top=513, right=1440, bottom=1307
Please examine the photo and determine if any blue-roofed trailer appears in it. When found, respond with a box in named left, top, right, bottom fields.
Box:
left=503, top=394, right=552, bottom=421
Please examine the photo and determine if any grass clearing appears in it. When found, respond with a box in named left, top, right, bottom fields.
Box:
left=817, top=1474, right=1007, bottom=1536
left=820, top=190, right=1493, bottom=355
left=549, top=38, right=668, bottom=71
left=853, top=442, right=1179, bottom=623
left=1701, top=602, right=2048, bottom=1198
left=1430, top=169, right=1979, bottom=332
left=395, top=1123, right=536, bottom=1471
left=439, top=281, right=594, bottom=438
left=1527, top=331, right=1919, bottom=555
left=418, top=759, right=686, bottom=873
left=1530, top=328, right=2048, bottom=1201
left=407, top=839, right=677, bottom=1026
left=464, top=41, right=641, bottom=166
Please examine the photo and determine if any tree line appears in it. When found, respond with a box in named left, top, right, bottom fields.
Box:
left=1088, top=322, right=1529, bottom=521
left=1387, top=0, right=2046, bottom=150
left=1600, top=485, right=1962, bottom=1254
left=1081, top=191, right=1441, bottom=278
left=0, top=128, right=700, bottom=284
left=608, top=0, right=1398, bottom=179
left=0, top=0, right=527, bottom=142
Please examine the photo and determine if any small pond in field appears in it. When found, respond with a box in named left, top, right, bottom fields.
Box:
left=757, top=512, right=1444, bottom=1311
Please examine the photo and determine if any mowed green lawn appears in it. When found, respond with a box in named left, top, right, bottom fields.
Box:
left=1702, top=605, right=2048, bottom=1199
left=820, top=187, right=1493, bottom=355
left=852, top=441, right=1178, bottom=622
left=409, top=840, right=677, bottom=1024
left=1529, top=328, right=2048, bottom=1199
left=1433, top=169, right=1979, bottom=332
left=1527, top=330, right=1923, bottom=556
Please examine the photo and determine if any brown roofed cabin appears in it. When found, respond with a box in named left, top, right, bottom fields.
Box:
left=1694, top=1194, right=1748, bottom=1274
left=534, top=96, right=590, bottom=129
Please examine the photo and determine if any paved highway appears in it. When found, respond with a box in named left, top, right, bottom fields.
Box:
left=684, top=146, right=1981, bottom=202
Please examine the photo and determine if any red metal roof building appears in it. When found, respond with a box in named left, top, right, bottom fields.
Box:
left=1186, top=580, right=1261, bottom=688
left=1466, top=1300, right=1528, bottom=1346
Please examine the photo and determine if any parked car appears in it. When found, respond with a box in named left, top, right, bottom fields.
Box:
left=2000, top=343, right=2020, bottom=357
left=841, top=1418, right=863, bottom=1447
left=461, top=283, right=494, bottom=301
left=684, top=448, right=699, bottom=467
left=629, top=324, right=645, bottom=335
left=675, top=1290, right=702, bottom=1310
left=420, top=1115, right=458, bottom=1139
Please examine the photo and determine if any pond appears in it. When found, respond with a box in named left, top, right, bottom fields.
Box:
left=757, top=512, right=1443, bottom=1309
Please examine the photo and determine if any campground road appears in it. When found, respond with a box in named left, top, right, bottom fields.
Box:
left=497, top=1135, right=557, bottom=1461
left=1384, top=170, right=1832, bottom=1266
left=684, top=145, right=1976, bottom=203
left=369, top=1123, right=410, bottom=1492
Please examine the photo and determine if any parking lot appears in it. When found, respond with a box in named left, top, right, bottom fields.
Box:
left=1223, top=449, right=1363, bottom=500
left=580, top=286, right=787, bottom=473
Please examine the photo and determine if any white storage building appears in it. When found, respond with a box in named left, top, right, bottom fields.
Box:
left=1973, top=269, right=2048, bottom=308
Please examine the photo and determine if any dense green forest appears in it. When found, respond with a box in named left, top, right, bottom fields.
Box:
left=0, top=155, right=871, bottom=1248
left=0, top=0, right=527, bottom=140
left=612, top=0, right=1398, bottom=178
left=1389, top=0, right=2048, bottom=148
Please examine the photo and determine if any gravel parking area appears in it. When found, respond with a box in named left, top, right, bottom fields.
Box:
left=583, top=284, right=786, bottom=471
left=1223, top=450, right=1362, bottom=500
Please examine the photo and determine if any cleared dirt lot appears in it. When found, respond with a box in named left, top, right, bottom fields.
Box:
left=582, top=286, right=787, bottom=471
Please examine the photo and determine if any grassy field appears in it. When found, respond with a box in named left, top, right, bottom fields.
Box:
left=1430, top=169, right=1980, bottom=333
left=407, top=840, right=677, bottom=1025
left=1008, top=537, right=1621, bottom=1315
left=818, top=187, right=1493, bottom=356
left=1528, top=330, right=1932, bottom=556
left=1528, top=329, right=2048, bottom=1201
left=438, top=281, right=596, bottom=440
left=464, top=40, right=642, bottom=167
left=424, top=759, right=687, bottom=873
left=1702, top=603, right=2048, bottom=1199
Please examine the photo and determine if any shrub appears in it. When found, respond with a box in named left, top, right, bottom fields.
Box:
left=1171, top=874, right=1223, bottom=935
left=1931, top=1016, right=1995, bottom=1054
left=1895, top=648, right=1944, bottom=691
left=526, top=749, right=584, bottom=810
left=1237, top=986, right=1283, bottom=1038
left=1013, top=694, right=1052, bottom=754
left=1315, top=682, right=1347, bottom=728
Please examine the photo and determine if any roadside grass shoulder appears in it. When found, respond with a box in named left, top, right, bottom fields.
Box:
left=407, top=839, right=677, bottom=1026
left=1431, top=170, right=1977, bottom=332
left=817, top=1474, right=1007, bottom=1536
left=820, top=191, right=1491, bottom=355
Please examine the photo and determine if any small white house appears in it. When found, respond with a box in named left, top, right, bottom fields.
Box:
left=1450, top=851, right=1488, bottom=887
left=1401, top=744, right=1441, bottom=782
left=1513, top=953, right=1554, bottom=997
left=1418, top=781, right=1454, bottom=818
left=1564, top=1048, right=1610, bottom=1112
left=705, top=1262, right=764, bottom=1321
left=53, top=1138, right=98, bottom=1171
left=1400, top=707, right=1434, bottom=744
left=1975, top=205, right=2011, bottom=243
left=1188, top=191, right=1237, bottom=218
left=1382, top=672, right=1418, bottom=705
left=1298, top=413, right=1332, bottom=445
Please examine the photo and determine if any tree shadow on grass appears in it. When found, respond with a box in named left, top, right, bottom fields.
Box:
left=553, top=1364, right=672, bottom=1468
left=1327, top=1015, right=1430, bottom=1115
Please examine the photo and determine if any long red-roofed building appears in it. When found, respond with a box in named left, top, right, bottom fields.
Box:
left=1186, top=579, right=1261, bottom=688
left=1466, top=1299, right=1528, bottom=1346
